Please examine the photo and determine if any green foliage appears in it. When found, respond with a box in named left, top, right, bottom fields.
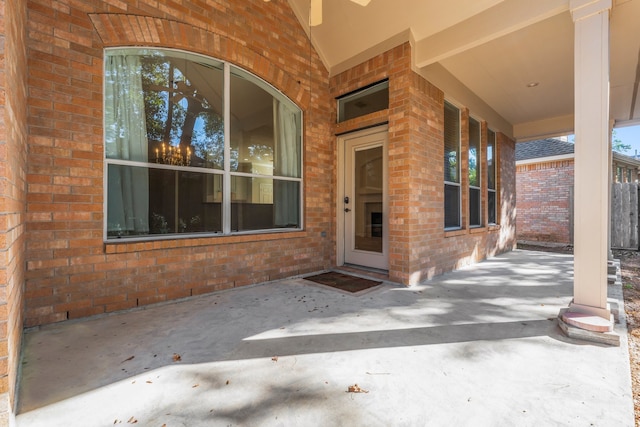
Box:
left=468, top=148, right=478, bottom=186
left=445, top=150, right=458, bottom=182
left=140, top=55, right=226, bottom=168
left=612, top=130, right=631, bottom=153
left=570, top=130, right=632, bottom=153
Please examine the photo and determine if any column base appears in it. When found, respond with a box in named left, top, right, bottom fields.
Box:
left=567, top=300, right=612, bottom=322
left=558, top=308, right=619, bottom=346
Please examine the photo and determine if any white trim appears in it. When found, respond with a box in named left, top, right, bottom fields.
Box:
left=336, top=125, right=389, bottom=269
left=516, top=153, right=575, bottom=165
left=612, top=151, right=640, bottom=167
left=469, top=116, right=482, bottom=227
left=223, top=63, right=231, bottom=234
left=570, top=0, right=612, bottom=21
left=103, top=48, right=304, bottom=242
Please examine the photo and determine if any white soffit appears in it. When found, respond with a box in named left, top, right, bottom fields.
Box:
left=286, top=0, right=640, bottom=141
left=439, top=12, right=575, bottom=127
left=413, top=0, right=570, bottom=67
left=610, top=0, right=640, bottom=122
left=287, top=0, right=504, bottom=73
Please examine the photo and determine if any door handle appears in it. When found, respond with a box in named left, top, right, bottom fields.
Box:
left=344, top=196, right=350, bottom=204
left=344, top=208, right=351, bottom=212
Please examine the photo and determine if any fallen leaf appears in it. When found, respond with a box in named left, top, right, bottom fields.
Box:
left=226, top=380, right=230, bottom=385
left=271, top=356, right=279, bottom=362
left=122, top=356, right=134, bottom=363
left=127, top=416, right=138, bottom=424
left=347, top=384, right=368, bottom=393
left=146, top=380, right=152, bottom=384
left=172, top=353, right=182, bottom=362
left=192, top=384, right=199, bottom=388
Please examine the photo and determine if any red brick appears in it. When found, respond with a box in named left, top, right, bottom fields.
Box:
left=21, top=0, right=516, bottom=339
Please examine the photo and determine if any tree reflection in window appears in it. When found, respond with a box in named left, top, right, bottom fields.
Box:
left=140, top=54, right=230, bottom=169
left=105, top=49, right=302, bottom=239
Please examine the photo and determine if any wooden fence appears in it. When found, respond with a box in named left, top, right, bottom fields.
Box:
left=611, top=182, right=639, bottom=250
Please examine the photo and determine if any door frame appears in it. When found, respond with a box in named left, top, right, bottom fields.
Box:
left=336, top=125, right=389, bottom=270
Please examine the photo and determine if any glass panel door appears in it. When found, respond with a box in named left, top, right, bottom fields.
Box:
left=342, top=128, right=388, bottom=270
left=353, top=146, right=383, bottom=253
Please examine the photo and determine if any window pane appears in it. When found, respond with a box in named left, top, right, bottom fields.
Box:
left=338, top=80, right=389, bottom=123
left=231, top=176, right=300, bottom=231
left=105, top=50, right=225, bottom=169
left=469, top=118, right=480, bottom=187
left=469, top=187, right=481, bottom=227
left=488, top=190, right=497, bottom=224
left=107, top=164, right=149, bottom=236
left=105, top=54, right=149, bottom=163
left=444, top=102, right=460, bottom=183
left=487, top=130, right=496, bottom=190
left=107, top=165, right=223, bottom=237
left=149, top=169, right=223, bottom=235
left=105, top=49, right=303, bottom=240
left=230, top=69, right=301, bottom=178
left=444, top=184, right=460, bottom=228
left=354, top=146, right=383, bottom=253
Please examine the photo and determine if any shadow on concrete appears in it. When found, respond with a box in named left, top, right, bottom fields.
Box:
left=15, top=250, right=633, bottom=427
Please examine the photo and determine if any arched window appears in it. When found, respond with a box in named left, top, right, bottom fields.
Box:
left=104, top=48, right=302, bottom=240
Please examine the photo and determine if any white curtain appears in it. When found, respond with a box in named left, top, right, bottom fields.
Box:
left=273, top=100, right=300, bottom=227
left=105, top=55, right=150, bottom=234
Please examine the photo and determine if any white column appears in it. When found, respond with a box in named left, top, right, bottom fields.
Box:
left=566, top=0, right=612, bottom=327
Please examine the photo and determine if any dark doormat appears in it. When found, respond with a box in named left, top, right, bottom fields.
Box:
left=304, top=271, right=382, bottom=293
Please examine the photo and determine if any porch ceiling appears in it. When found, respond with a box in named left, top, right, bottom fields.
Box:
left=287, top=0, right=640, bottom=141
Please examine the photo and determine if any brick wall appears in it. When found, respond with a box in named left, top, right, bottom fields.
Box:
left=516, top=159, right=574, bottom=244
left=23, top=0, right=517, bottom=329
left=497, top=132, right=517, bottom=249
left=24, top=0, right=333, bottom=327
left=0, top=0, right=28, bottom=422
left=330, top=44, right=516, bottom=285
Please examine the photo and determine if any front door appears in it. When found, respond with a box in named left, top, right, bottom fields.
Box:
left=339, top=127, right=388, bottom=270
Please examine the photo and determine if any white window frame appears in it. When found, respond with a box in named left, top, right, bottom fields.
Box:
left=444, top=101, right=462, bottom=230
left=468, top=116, right=481, bottom=228
left=487, top=128, right=497, bottom=225
left=103, top=47, right=304, bottom=242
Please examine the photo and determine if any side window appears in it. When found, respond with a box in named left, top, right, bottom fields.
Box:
left=444, top=101, right=461, bottom=229
left=469, top=117, right=481, bottom=227
left=104, top=48, right=302, bottom=241
left=487, top=129, right=497, bottom=224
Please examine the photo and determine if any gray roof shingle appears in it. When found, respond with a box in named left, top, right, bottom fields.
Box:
left=515, top=138, right=575, bottom=161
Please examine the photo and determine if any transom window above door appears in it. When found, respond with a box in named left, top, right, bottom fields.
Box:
left=337, top=80, right=389, bottom=123
left=104, top=48, right=303, bottom=241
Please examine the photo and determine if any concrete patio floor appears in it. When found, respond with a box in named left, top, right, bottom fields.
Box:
left=15, top=250, right=634, bottom=426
